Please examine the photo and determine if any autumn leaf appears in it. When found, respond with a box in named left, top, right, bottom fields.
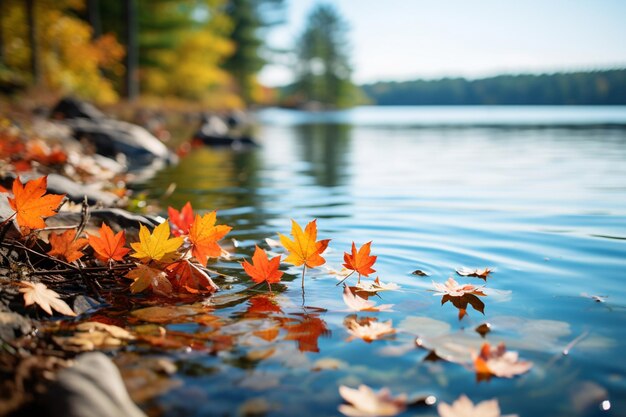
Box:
left=343, top=285, right=393, bottom=312
left=166, top=259, right=219, bottom=294
left=87, top=223, right=130, bottom=262
left=130, top=222, right=183, bottom=264
left=474, top=342, right=533, bottom=380
left=279, top=219, right=328, bottom=268
left=343, top=241, right=377, bottom=282
left=7, top=176, right=65, bottom=232
left=346, top=318, right=396, bottom=343
left=19, top=281, right=76, bottom=316
left=438, top=395, right=516, bottom=417
left=47, top=229, right=88, bottom=263
left=188, top=211, right=232, bottom=266
left=168, top=202, right=194, bottom=236
left=338, top=384, right=407, bottom=417
left=125, top=264, right=173, bottom=296
left=241, top=245, right=283, bottom=291
left=456, top=267, right=493, bottom=280
left=432, top=278, right=486, bottom=297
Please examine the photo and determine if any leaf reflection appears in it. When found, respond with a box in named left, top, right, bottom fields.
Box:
left=441, top=294, right=486, bottom=320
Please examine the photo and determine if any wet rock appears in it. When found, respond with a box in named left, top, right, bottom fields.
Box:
left=0, top=312, right=33, bottom=342
left=41, top=352, right=146, bottom=417
left=51, top=97, right=177, bottom=168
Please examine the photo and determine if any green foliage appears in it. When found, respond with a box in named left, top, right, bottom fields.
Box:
left=223, top=0, right=285, bottom=104
left=291, top=4, right=359, bottom=109
left=362, top=69, right=626, bottom=105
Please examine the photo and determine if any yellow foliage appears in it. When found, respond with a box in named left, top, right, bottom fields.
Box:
left=1, top=0, right=124, bottom=104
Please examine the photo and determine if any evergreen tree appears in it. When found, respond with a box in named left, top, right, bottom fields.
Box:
left=293, top=4, right=357, bottom=108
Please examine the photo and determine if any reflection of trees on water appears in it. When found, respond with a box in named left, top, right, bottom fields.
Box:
left=151, top=147, right=262, bottom=213
left=294, top=123, right=351, bottom=187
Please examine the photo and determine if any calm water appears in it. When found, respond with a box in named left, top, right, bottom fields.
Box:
left=138, top=106, right=626, bottom=417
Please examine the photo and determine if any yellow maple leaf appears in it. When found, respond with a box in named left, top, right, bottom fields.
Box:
left=279, top=219, right=327, bottom=268
left=130, top=222, right=183, bottom=264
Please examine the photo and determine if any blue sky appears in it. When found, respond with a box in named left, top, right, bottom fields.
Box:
left=258, top=0, right=626, bottom=86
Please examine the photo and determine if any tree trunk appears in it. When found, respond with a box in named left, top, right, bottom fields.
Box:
left=87, top=0, right=101, bottom=39
left=123, top=0, right=138, bottom=100
left=26, top=0, right=41, bottom=85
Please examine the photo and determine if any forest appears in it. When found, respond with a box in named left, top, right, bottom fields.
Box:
left=362, top=69, right=626, bottom=106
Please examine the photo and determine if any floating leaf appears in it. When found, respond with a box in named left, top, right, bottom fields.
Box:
left=7, top=176, right=65, bottom=232
left=475, top=323, right=492, bottom=337
left=188, top=211, right=232, bottom=266
left=343, top=241, right=377, bottom=282
left=411, top=269, right=429, bottom=276
left=338, top=384, right=407, bottom=417
left=47, top=229, right=88, bottom=263
left=19, top=281, right=76, bottom=316
left=456, top=267, right=493, bottom=280
left=474, top=342, right=533, bottom=380
left=241, top=245, right=283, bottom=291
left=130, top=222, right=183, bottom=264
left=56, top=321, right=135, bottom=351
left=87, top=223, right=130, bottom=262
left=343, top=285, right=393, bottom=312
left=438, top=394, right=516, bottom=417
left=433, top=277, right=486, bottom=297
left=346, top=318, right=395, bottom=343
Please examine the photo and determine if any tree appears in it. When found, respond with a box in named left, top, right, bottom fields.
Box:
left=292, top=4, right=357, bottom=108
left=223, top=0, right=284, bottom=104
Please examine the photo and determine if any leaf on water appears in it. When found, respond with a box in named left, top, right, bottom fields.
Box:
left=343, top=285, right=394, bottom=312
left=130, top=222, right=183, bottom=264
left=19, top=281, right=76, bottom=316
left=437, top=394, right=516, bottom=417
left=338, top=384, right=407, bottom=417
left=279, top=219, right=328, bottom=268
left=433, top=278, right=486, bottom=297
left=473, top=342, right=533, bottom=380
left=166, top=259, right=219, bottom=294
left=131, top=305, right=205, bottom=324
left=411, top=269, right=429, bottom=276
left=55, top=321, right=135, bottom=351
left=241, top=245, right=283, bottom=289
left=265, top=237, right=282, bottom=248
left=188, top=211, right=232, bottom=266
left=87, top=223, right=130, bottom=262
left=346, top=318, right=395, bottom=343
left=168, top=202, right=194, bottom=236
left=343, top=241, right=377, bottom=279
left=125, top=264, right=173, bottom=295
left=312, top=357, right=347, bottom=371
left=353, top=277, right=400, bottom=297
left=456, top=267, right=493, bottom=280
left=581, top=293, right=607, bottom=303
left=47, top=229, right=88, bottom=263
left=7, top=176, right=65, bottom=233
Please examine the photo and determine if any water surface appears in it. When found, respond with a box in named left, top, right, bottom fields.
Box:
left=139, top=106, right=626, bottom=417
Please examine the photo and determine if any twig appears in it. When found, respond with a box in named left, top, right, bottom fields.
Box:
left=335, top=270, right=355, bottom=286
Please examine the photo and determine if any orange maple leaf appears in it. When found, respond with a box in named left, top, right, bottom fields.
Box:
left=241, top=245, right=284, bottom=291
left=166, top=259, right=219, bottom=294
left=87, top=223, right=130, bottom=263
left=125, top=264, right=173, bottom=296
left=7, top=176, right=65, bottom=232
left=188, top=211, right=232, bottom=266
left=279, top=219, right=328, bottom=268
left=168, top=202, right=194, bottom=237
left=48, top=229, right=88, bottom=263
left=343, top=241, right=377, bottom=282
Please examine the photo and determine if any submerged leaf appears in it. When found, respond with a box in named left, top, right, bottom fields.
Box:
left=338, top=384, right=407, bottom=417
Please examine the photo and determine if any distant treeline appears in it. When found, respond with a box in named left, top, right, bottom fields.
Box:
left=362, top=69, right=626, bottom=105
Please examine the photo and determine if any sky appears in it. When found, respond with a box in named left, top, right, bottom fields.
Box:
left=258, top=0, right=626, bottom=86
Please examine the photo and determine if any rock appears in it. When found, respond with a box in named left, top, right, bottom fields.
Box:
left=51, top=97, right=177, bottom=168
left=40, top=352, right=147, bottom=417
left=194, top=114, right=259, bottom=149
left=0, top=312, right=33, bottom=342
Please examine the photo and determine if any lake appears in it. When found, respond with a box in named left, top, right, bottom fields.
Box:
left=137, top=106, right=626, bottom=416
